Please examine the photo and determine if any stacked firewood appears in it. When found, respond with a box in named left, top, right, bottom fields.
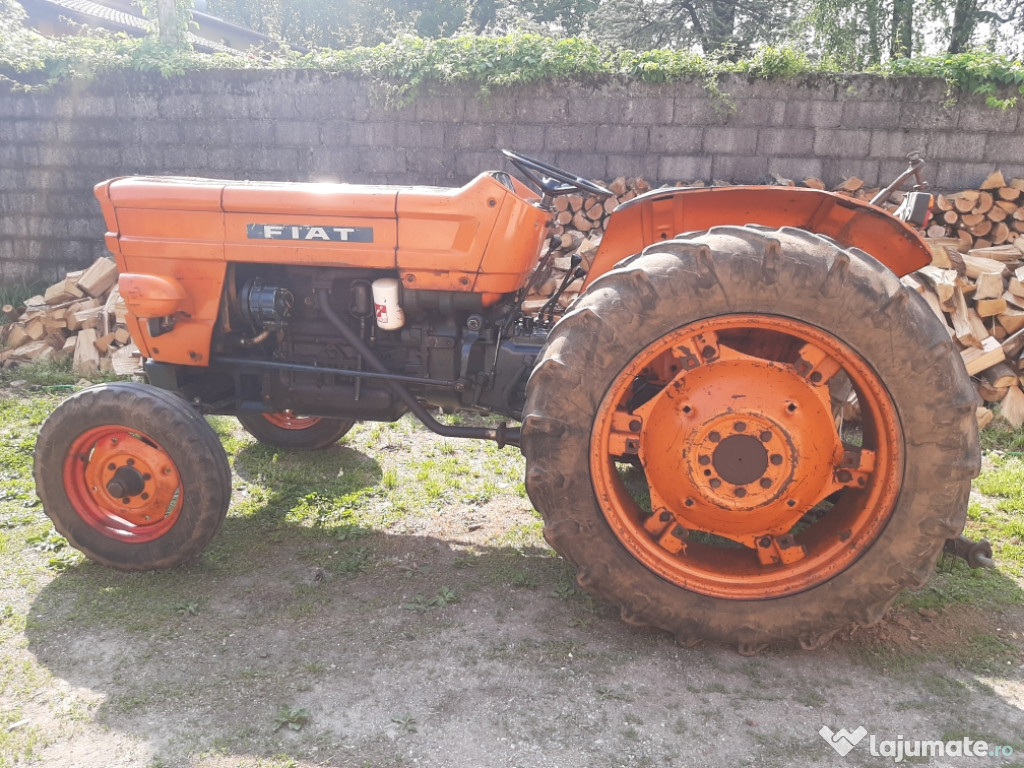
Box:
left=903, top=236, right=1024, bottom=428
left=931, top=171, right=1024, bottom=252
left=0, top=257, right=142, bottom=378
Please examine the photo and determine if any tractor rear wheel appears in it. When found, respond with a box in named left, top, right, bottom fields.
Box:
left=521, top=226, right=979, bottom=651
left=34, top=382, right=232, bottom=571
left=236, top=412, right=355, bottom=450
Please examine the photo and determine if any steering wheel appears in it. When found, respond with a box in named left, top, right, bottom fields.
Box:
left=502, top=150, right=614, bottom=199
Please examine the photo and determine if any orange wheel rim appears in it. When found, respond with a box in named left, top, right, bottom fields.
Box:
left=590, top=315, right=903, bottom=600
left=262, top=412, right=323, bottom=430
left=63, top=426, right=184, bottom=542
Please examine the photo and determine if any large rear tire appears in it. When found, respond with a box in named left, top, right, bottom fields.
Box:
left=34, top=382, right=232, bottom=571
left=237, top=412, right=355, bottom=450
left=521, top=226, right=980, bottom=651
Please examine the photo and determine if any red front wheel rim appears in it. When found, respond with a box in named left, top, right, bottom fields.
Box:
left=63, top=425, right=184, bottom=542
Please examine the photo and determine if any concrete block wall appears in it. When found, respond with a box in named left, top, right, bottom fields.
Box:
left=1, top=69, right=1023, bottom=284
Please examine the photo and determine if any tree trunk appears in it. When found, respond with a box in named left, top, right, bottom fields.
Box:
left=889, top=0, right=913, bottom=58
left=157, top=0, right=180, bottom=45
left=947, top=0, right=978, bottom=53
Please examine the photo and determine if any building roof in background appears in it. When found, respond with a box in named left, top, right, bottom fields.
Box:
left=19, top=0, right=278, bottom=54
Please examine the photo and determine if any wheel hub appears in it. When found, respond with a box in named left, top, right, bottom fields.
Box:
left=106, top=465, right=146, bottom=499
left=711, top=433, right=768, bottom=487
left=636, top=356, right=843, bottom=544
left=65, top=427, right=183, bottom=538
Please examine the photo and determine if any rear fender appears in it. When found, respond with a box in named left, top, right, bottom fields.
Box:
left=585, top=186, right=932, bottom=288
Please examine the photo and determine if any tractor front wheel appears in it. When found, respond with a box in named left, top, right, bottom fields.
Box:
left=34, top=382, right=232, bottom=570
left=521, top=226, right=979, bottom=651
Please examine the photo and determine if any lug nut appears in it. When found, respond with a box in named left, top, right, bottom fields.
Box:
left=709, top=478, right=721, bottom=489
left=698, top=455, right=711, bottom=466
left=770, top=454, right=783, bottom=466
left=760, top=431, right=772, bottom=442
left=735, top=487, right=747, bottom=498
left=734, top=421, right=746, bottom=432
left=760, top=478, right=772, bottom=489
left=709, top=431, right=721, bottom=443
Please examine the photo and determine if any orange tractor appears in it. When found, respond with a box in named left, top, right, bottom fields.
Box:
left=33, top=151, right=980, bottom=650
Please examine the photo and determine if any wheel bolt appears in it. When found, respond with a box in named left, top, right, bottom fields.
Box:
left=709, top=431, right=721, bottom=443
left=760, top=431, right=772, bottom=442
left=127, top=459, right=135, bottom=466
left=107, top=463, right=116, bottom=471
left=735, top=487, right=747, bottom=498
left=770, top=454, right=783, bottom=466
left=698, top=455, right=711, bottom=466
left=734, top=422, right=746, bottom=432
left=141, top=493, right=149, bottom=501
left=709, top=478, right=721, bottom=489
left=760, top=478, right=772, bottom=489
left=122, top=497, right=130, bottom=504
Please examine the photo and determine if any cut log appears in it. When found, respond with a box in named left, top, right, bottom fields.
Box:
left=975, top=271, right=1005, bottom=300
left=977, top=297, right=1008, bottom=317
left=76, top=257, right=119, bottom=298
left=981, top=361, right=1019, bottom=388
left=962, top=253, right=1009, bottom=278
left=997, top=187, right=1021, bottom=202
left=981, top=170, right=1006, bottom=190
left=977, top=406, right=995, bottom=430
left=917, top=266, right=958, bottom=308
left=977, top=380, right=1009, bottom=403
left=987, top=205, right=1009, bottom=223
left=59, top=336, right=77, bottom=361
left=972, top=191, right=994, bottom=215
left=970, top=244, right=1021, bottom=262
left=961, top=335, right=1004, bottom=375
left=93, top=332, right=117, bottom=355
left=111, top=343, right=143, bottom=376
left=969, top=219, right=994, bottom=238
left=834, top=177, right=863, bottom=193
left=999, top=384, right=1024, bottom=427
left=1, top=304, right=19, bottom=323
left=998, top=308, right=1024, bottom=335
left=5, top=323, right=28, bottom=348
left=954, top=190, right=980, bottom=212
left=1002, top=326, right=1024, bottom=357
left=114, top=327, right=132, bottom=345
left=72, top=328, right=100, bottom=376
left=992, top=222, right=1011, bottom=244
left=948, top=285, right=986, bottom=347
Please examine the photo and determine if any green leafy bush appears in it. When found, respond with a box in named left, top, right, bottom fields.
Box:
left=1, top=1, right=1021, bottom=111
